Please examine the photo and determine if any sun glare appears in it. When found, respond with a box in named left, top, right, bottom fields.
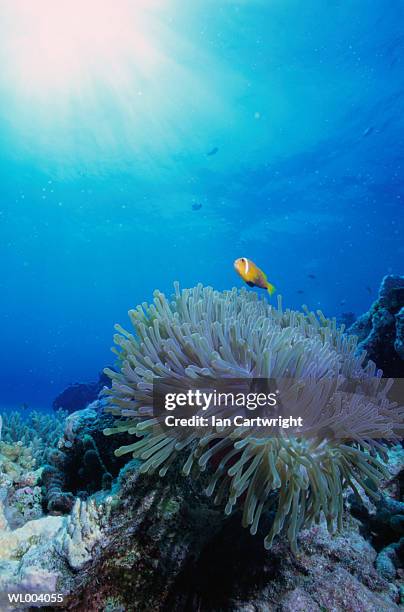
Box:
left=2, top=0, right=165, bottom=98
left=0, top=0, right=236, bottom=171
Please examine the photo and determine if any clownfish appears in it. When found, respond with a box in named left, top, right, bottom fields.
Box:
left=234, top=257, right=276, bottom=296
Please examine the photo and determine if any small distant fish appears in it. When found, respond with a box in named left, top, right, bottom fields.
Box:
left=192, top=203, right=202, bottom=211
left=234, top=258, right=276, bottom=296
left=366, top=286, right=372, bottom=294
left=20, top=402, right=29, bottom=410
left=307, top=274, right=316, bottom=279
left=297, top=289, right=304, bottom=294
left=207, top=147, right=218, bottom=156
left=340, top=299, right=347, bottom=305
left=362, top=126, right=374, bottom=138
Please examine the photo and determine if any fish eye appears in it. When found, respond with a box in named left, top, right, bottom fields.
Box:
left=241, top=258, right=246, bottom=262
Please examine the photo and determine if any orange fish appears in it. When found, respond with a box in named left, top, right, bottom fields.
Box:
left=234, top=257, right=276, bottom=296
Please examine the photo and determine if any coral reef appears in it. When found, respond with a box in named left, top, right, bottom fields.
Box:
left=60, top=406, right=99, bottom=446
left=0, top=409, right=67, bottom=466
left=6, top=485, right=42, bottom=529
left=0, top=408, right=72, bottom=525
left=0, top=282, right=402, bottom=610
left=54, top=498, right=109, bottom=569
left=348, top=445, right=404, bottom=575
left=41, top=405, right=130, bottom=515
left=0, top=494, right=110, bottom=610
left=53, top=371, right=112, bottom=414
left=0, top=421, right=45, bottom=527
left=103, top=283, right=403, bottom=551
left=0, top=453, right=402, bottom=610
left=0, top=508, right=64, bottom=609
left=337, top=310, right=356, bottom=329
left=184, top=514, right=400, bottom=611
left=348, top=274, right=404, bottom=377
left=395, top=307, right=404, bottom=360
left=0, top=440, right=35, bottom=481
left=350, top=485, right=404, bottom=543
left=19, top=463, right=402, bottom=611
left=42, top=462, right=75, bottom=515
left=376, top=537, right=404, bottom=581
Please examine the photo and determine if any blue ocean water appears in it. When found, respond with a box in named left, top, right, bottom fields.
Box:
left=0, top=1, right=403, bottom=409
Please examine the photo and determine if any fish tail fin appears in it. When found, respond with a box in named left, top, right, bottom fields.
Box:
left=266, top=282, right=276, bottom=296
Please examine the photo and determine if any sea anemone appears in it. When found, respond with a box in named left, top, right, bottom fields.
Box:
left=103, top=283, right=403, bottom=551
